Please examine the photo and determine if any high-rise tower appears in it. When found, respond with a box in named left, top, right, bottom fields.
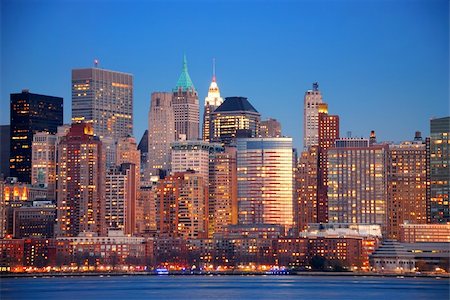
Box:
left=172, top=55, right=199, bottom=140
left=72, top=66, right=133, bottom=140
left=202, top=59, right=223, bottom=141
left=303, top=82, right=323, bottom=149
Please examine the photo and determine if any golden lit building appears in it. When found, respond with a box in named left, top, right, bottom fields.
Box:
left=56, top=123, right=105, bottom=237
left=211, top=97, right=260, bottom=145
left=237, top=137, right=294, bottom=233
left=156, top=172, right=208, bottom=239
left=399, top=223, right=450, bottom=243
left=387, top=139, right=427, bottom=239
left=31, top=131, right=57, bottom=199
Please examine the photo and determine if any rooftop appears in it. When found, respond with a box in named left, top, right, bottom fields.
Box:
left=214, top=96, right=259, bottom=113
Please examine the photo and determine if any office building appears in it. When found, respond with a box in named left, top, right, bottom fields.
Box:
left=172, top=56, right=199, bottom=140
left=211, top=97, right=261, bottom=145
left=428, top=116, right=449, bottom=223
left=399, top=223, right=450, bottom=243
left=236, top=137, right=294, bottom=232
left=303, top=82, right=323, bottom=148
left=0, top=125, right=10, bottom=178
left=31, top=132, right=57, bottom=199
left=56, top=123, right=105, bottom=237
left=148, top=92, right=175, bottom=178
left=72, top=67, right=133, bottom=140
left=202, top=61, right=223, bottom=141
left=10, top=90, right=63, bottom=183
left=259, top=118, right=281, bottom=138
left=13, top=200, right=56, bottom=238
left=137, top=130, right=149, bottom=180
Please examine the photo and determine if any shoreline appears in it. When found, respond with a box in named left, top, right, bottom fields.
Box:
left=1, top=271, right=448, bottom=279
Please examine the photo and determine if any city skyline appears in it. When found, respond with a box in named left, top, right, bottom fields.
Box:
left=1, top=0, right=449, bottom=150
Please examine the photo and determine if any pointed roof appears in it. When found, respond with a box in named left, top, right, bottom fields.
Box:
left=173, top=55, right=195, bottom=92
left=214, top=97, right=259, bottom=113
left=137, top=130, right=148, bottom=153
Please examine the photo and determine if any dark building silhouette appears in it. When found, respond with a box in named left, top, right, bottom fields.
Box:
left=0, top=125, right=10, bottom=179
left=9, top=90, right=63, bottom=183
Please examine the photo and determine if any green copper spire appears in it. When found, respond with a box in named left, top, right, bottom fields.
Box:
left=173, top=54, right=195, bottom=92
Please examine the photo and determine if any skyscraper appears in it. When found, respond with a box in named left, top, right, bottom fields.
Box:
left=31, top=132, right=57, bottom=199
left=148, top=92, right=175, bottom=178
left=137, top=130, right=149, bottom=180
left=72, top=67, right=133, bottom=140
left=10, top=90, right=63, bottom=183
left=428, top=116, right=450, bottom=223
left=172, top=55, right=199, bottom=140
left=327, top=139, right=388, bottom=233
left=202, top=60, right=223, bottom=142
left=236, top=137, right=294, bottom=232
left=260, top=118, right=282, bottom=138
left=211, top=97, right=261, bottom=145
left=56, top=123, right=105, bottom=237
left=387, top=138, right=427, bottom=239
left=0, top=125, right=10, bottom=179
left=303, top=82, right=323, bottom=149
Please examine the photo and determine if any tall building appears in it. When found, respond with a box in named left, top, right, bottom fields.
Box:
left=102, top=137, right=117, bottom=169
left=56, top=123, right=105, bottom=237
left=71, top=67, right=133, bottom=140
left=156, top=172, right=208, bottom=239
left=209, top=146, right=238, bottom=236
left=202, top=61, right=223, bottom=142
left=10, top=90, right=63, bottom=183
left=148, top=92, right=175, bottom=178
left=317, top=105, right=340, bottom=223
left=236, top=137, right=294, bottom=232
left=387, top=138, right=427, bottom=239
left=327, top=139, right=388, bottom=233
left=137, top=130, right=149, bottom=180
left=303, top=82, right=324, bottom=149
left=296, top=146, right=319, bottom=232
left=171, top=140, right=223, bottom=181
left=211, top=97, right=261, bottom=145
left=260, top=118, right=281, bottom=138
left=172, top=56, right=199, bottom=140
left=428, top=116, right=450, bottom=223
left=31, top=132, right=57, bottom=199
left=105, top=163, right=137, bottom=235
left=0, top=125, right=10, bottom=179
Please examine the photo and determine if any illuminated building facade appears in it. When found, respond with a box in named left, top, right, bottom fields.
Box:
left=171, top=140, right=223, bottom=181
left=156, top=172, right=208, bottom=239
left=10, top=90, right=63, bottom=183
left=259, top=118, right=281, bottom=138
left=387, top=139, right=427, bottom=239
left=296, top=146, right=319, bottom=232
left=202, top=62, right=223, bottom=142
left=105, top=163, right=137, bottom=235
left=303, top=82, right=323, bottom=149
left=56, top=123, right=105, bottom=237
left=172, top=56, right=199, bottom=141
left=71, top=67, right=133, bottom=140
left=399, top=223, right=450, bottom=243
left=327, top=139, right=388, bottom=233
left=237, top=138, right=294, bottom=232
left=13, top=200, right=56, bottom=238
left=211, top=97, right=261, bottom=145
left=209, top=146, right=238, bottom=236
left=317, top=104, right=340, bottom=223
left=428, top=116, right=449, bottom=223
left=148, top=92, right=175, bottom=178
left=31, top=132, right=57, bottom=199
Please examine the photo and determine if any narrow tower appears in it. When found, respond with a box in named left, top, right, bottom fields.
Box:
left=202, top=59, right=223, bottom=141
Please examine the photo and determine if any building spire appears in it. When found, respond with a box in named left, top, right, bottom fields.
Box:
left=174, top=54, right=195, bottom=92
left=212, top=58, right=216, bottom=82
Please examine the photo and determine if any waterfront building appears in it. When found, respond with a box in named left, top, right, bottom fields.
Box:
left=327, top=138, right=388, bottom=234
left=31, top=132, right=57, bottom=199
left=71, top=67, right=133, bottom=140
left=148, top=92, right=175, bottom=178
left=56, top=123, right=105, bottom=237
left=0, top=125, right=10, bottom=178
left=10, top=90, right=63, bottom=183
left=172, top=56, right=199, bottom=140
left=369, top=240, right=416, bottom=273
left=303, top=82, right=323, bottom=149
left=399, top=223, right=450, bottom=243
left=156, top=172, right=208, bottom=239
left=211, top=97, right=261, bottom=145
left=387, top=138, right=427, bottom=239
left=105, top=163, right=137, bottom=235
left=259, top=118, right=281, bottom=138
left=236, top=137, right=294, bottom=232
left=202, top=60, right=223, bottom=142
left=428, top=116, right=450, bottom=223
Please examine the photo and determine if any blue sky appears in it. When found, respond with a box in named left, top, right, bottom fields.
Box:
left=1, top=0, right=448, bottom=149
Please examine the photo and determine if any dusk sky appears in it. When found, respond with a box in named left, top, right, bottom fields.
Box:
left=1, top=0, right=448, bottom=149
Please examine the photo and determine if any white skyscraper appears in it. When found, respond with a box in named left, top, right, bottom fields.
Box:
left=202, top=59, right=223, bottom=141
left=303, top=82, right=324, bottom=148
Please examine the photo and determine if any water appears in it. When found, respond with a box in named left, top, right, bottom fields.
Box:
left=1, top=275, right=448, bottom=299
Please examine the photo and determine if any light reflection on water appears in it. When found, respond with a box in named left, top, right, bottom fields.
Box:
left=1, top=275, right=448, bottom=300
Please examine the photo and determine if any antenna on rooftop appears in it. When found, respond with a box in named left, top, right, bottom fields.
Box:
left=94, top=59, right=99, bottom=68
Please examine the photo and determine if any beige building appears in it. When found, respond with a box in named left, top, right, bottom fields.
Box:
left=303, top=82, right=324, bottom=149
left=259, top=118, right=281, bottom=138
left=31, top=132, right=57, bottom=199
